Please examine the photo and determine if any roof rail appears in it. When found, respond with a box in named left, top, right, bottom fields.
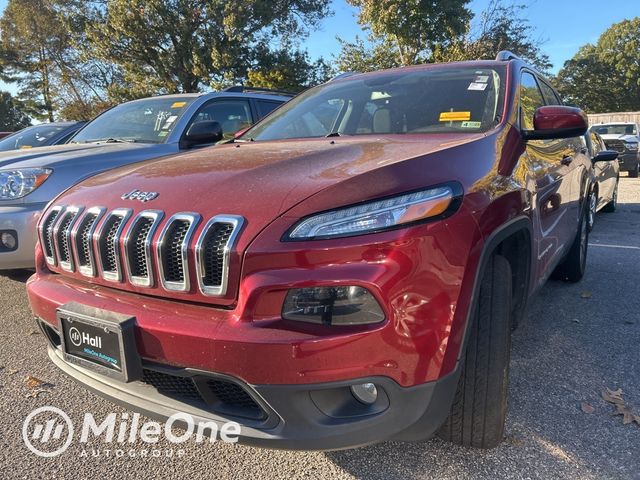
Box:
left=495, top=50, right=520, bottom=62
left=329, top=72, right=360, bottom=82
left=222, top=85, right=295, bottom=97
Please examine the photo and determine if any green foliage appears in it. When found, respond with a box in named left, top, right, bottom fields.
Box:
left=347, top=0, right=472, bottom=65
left=556, top=18, right=640, bottom=112
left=337, top=0, right=549, bottom=74
left=0, top=90, right=31, bottom=130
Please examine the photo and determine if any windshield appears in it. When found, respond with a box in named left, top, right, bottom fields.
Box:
left=593, top=124, right=637, bottom=136
left=71, top=97, right=195, bottom=144
left=0, top=124, right=67, bottom=151
left=244, top=66, right=505, bottom=141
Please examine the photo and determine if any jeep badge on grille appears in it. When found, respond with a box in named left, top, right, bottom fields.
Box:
left=121, top=189, right=159, bottom=202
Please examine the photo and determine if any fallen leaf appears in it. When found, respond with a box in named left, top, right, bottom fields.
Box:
left=25, top=389, right=49, bottom=398
left=7, top=368, right=18, bottom=375
left=26, top=329, right=40, bottom=336
left=602, top=388, right=625, bottom=405
left=506, top=435, right=524, bottom=447
left=613, top=403, right=635, bottom=425
left=24, top=375, right=45, bottom=389
left=580, top=291, right=592, bottom=299
left=581, top=401, right=595, bottom=414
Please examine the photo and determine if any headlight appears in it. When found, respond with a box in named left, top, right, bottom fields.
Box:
left=625, top=141, right=638, bottom=151
left=285, top=183, right=461, bottom=240
left=0, top=168, right=52, bottom=200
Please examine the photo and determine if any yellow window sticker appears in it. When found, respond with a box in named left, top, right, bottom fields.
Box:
left=20, top=145, right=33, bottom=149
left=439, top=111, right=471, bottom=122
left=171, top=101, right=187, bottom=108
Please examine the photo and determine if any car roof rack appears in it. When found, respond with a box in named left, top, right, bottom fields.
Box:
left=222, top=86, right=295, bottom=97
left=495, top=50, right=521, bottom=62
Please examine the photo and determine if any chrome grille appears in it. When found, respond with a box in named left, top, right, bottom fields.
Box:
left=604, top=140, right=625, bottom=153
left=157, top=213, right=200, bottom=291
left=124, top=210, right=163, bottom=287
left=195, top=216, right=244, bottom=296
left=96, top=209, right=131, bottom=282
left=41, top=206, right=242, bottom=296
left=53, top=207, right=82, bottom=271
left=40, top=206, right=62, bottom=265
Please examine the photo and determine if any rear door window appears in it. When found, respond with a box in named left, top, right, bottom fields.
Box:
left=256, top=100, right=282, bottom=119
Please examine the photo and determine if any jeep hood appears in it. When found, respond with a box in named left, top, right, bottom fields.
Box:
left=58, top=133, right=485, bottom=238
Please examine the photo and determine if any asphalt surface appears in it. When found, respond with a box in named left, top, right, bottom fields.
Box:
left=1, top=178, right=639, bottom=480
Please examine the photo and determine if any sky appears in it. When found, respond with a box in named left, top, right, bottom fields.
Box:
left=0, top=0, right=636, bottom=95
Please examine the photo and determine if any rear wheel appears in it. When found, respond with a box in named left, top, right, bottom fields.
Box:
left=602, top=180, right=618, bottom=213
left=438, top=255, right=512, bottom=449
left=552, top=204, right=589, bottom=282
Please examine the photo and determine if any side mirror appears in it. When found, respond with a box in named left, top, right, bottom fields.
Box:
left=522, top=106, right=588, bottom=141
left=592, top=150, right=619, bottom=162
left=182, top=120, right=223, bottom=148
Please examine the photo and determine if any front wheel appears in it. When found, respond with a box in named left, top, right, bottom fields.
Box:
left=438, top=255, right=512, bottom=449
left=629, top=163, right=639, bottom=178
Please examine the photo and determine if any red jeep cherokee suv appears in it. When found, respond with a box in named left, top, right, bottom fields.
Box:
left=28, top=52, right=593, bottom=450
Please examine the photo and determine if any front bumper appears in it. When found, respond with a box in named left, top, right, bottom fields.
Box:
left=0, top=203, right=46, bottom=269
left=617, top=152, right=639, bottom=171
left=42, top=330, right=459, bottom=450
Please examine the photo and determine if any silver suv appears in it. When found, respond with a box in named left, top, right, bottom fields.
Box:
left=591, top=122, right=640, bottom=177
left=0, top=88, right=290, bottom=269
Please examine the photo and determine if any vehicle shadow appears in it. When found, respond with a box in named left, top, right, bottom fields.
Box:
left=0, top=269, right=33, bottom=283
left=325, top=201, right=640, bottom=479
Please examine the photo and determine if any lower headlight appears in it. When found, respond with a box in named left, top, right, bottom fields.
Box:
left=282, top=286, right=385, bottom=325
left=625, top=142, right=638, bottom=151
left=285, top=183, right=461, bottom=240
left=0, top=168, right=52, bottom=200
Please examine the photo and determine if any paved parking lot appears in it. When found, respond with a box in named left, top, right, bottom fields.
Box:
left=1, top=178, right=639, bottom=480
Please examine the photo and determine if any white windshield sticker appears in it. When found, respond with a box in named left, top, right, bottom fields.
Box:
left=468, top=82, right=488, bottom=91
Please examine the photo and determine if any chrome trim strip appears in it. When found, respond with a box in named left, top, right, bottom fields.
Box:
left=94, top=208, right=132, bottom=282
left=194, top=215, right=244, bottom=296
left=123, top=210, right=164, bottom=287
left=53, top=206, right=84, bottom=272
left=156, top=212, right=201, bottom=292
left=38, top=206, right=63, bottom=267
left=71, top=207, right=106, bottom=278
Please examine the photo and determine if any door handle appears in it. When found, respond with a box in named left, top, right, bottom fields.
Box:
left=561, top=155, right=573, bottom=166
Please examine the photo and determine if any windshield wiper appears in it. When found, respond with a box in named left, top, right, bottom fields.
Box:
left=104, top=137, right=137, bottom=143
left=325, top=132, right=342, bottom=137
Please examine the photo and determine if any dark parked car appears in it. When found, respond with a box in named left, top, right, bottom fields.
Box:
left=29, top=52, right=593, bottom=450
left=0, top=122, right=85, bottom=152
left=584, top=130, right=619, bottom=230
left=0, top=87, right=291, bottom=269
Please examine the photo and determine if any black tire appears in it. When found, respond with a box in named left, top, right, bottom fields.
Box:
left=438, top=255, right=512, bottom=449
left=552, top=203, right=589, bottom=282
left=602, top=180, right=618, bottom=213
left=629, top=163, right=639, bottom=178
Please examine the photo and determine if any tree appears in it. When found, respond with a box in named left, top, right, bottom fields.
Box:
left=433, top=1, right=551, bottom=72
left=85, top=0, right=332, bottom=96
left=337, top=0, right=549, bottom=73
left=556, top=18, right=640, bottom=112
left=346, top=0, right=472, bottom=66
left=246, top=49, right=332, bottom=93
left=0, top=91, right=31, bottom=130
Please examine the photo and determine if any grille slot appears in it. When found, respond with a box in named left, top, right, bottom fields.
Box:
left=72, top=207, right=105, bottom=277
left=195, top=216, right=243, bottom=296
left=124, top=211, right=163, bottom=286
left=157, top=213, right=200, bottom=291
left=96, top=209, right=131, bottom=281
left=53, top=207, right=82, bottom=271
left=40, top=207, right=62, bottom=265
left=141, top=368, right=265, bottom=420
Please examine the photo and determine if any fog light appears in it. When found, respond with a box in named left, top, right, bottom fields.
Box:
left=282, top=286, right=385, bottom=325
left=350, top=383, right=378, bottom=405
left=1, top=231, right=17, bottom=250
